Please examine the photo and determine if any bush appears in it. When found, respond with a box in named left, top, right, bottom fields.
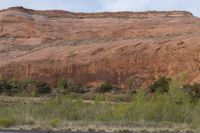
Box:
left=57, top=78, right=69, bottom=89
left=96, top=82, right=113, bottom=93
left=36, top=82, right=51, bottom=95
left=0, top=119, right=14, bottom=128
left=183, top=83, right=200, bottom=98
left=0, top=78, right=38, bottom=96
left=0, top=78, right=11, bottom=94
left=148, top=76, right=170, bottom=94
left=48, top=118, right=61, bottom=127
left=70, top=86, right=88, bottom=94
left=0, top=77, right=20, bottom=96
left=0, top=78, right=52, bottom=96
left=7, top=79, right=26, bottom=96
left=183, top=83, right=200, bottom=105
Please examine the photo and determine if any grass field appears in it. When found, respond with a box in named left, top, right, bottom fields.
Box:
left=0, top=89, right=199, bottom=132
left=0, top=96, right=196, bottom=132
left=0, top=76, right=200, bottom=133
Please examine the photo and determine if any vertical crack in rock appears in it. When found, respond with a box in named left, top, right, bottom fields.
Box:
left=199, top=53, right=200, bottom=71
left=0, top=26, right=3, bottom=33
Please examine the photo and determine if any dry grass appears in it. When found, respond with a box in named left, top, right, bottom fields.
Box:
left=0, top=79, right=199, bottom=133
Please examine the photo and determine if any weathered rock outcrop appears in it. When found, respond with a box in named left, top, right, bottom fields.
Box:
left=0, top=7, right=200, bottom=88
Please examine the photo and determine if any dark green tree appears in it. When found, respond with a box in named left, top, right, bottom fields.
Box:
left=36, top=82, right=51, bottom=95
left=148, top=76, right=170, bottom=94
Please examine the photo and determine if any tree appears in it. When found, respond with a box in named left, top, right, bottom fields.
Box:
left=36, top=82, right=51, bottom=95
left=148, top=76, right=170, bottom=94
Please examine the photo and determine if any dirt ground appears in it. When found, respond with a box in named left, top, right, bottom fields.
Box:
left=0, top=129, right=195, bottom=133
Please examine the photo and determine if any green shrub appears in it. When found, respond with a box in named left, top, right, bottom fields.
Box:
left=0, top=78, right=20, bottom=96
left=48, top=118, right=61, bottom=127
left=36, top=82, right=51, bottom=95
left=57, top=78, right=69, bottom=89
left=183, top=83, right=200, bottom=105
left=0, top=78, right=38, bottom=96
left=183, top=83, right=200, bottom=98
left=94, top=94, right=106, bottom=102
left=0, top=78, right=11, bottom=94
left=0, top=119, right=14, bottom=128
left=118, top=129, right=132, bottom=133
left=96, top=82, right=113, bottom=93
left=88, top=128, right=96, bottom=132
left=7, top=79, right=25, bottom=96
left=148, top=76, right=170, bottom=94
left=0, top=78, right=52, bottom=96
left=70, top=86, right=88, bottom=94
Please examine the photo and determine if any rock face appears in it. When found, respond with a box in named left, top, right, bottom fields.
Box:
left=0, top=7, right=200, bottom=88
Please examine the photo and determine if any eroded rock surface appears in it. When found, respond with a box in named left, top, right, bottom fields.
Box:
left=0, top=7, right=200, bottom=88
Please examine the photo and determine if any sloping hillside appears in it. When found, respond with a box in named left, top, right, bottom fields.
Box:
left=0, top=7, right=200, bottom=88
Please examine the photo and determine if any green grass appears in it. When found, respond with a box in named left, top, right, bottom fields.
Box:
left=48, top=118, right=62, bottom=128
left=0, top=119, right=14, bottom=128
left=0, top=92, right=199, bottom=131
left=0, top=78, right=199, bottom=132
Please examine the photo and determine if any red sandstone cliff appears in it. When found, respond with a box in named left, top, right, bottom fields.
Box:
left=0, top=7, right=200, bottom=88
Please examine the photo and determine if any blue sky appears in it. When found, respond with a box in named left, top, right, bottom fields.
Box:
left=0, top=0, right=199, bottom=17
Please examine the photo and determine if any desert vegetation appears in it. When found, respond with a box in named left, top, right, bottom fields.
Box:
left=0, top=77, right=120, bottom=97
left=0, top=77, right=51, bottom=96
left=0, top=75, right=200, bottom=132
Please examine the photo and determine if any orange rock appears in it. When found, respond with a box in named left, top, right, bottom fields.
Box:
left=0, top=7, right=200, bottom=88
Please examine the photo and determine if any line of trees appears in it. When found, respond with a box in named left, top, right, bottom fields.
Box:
left=1, top=75, right=200, bottom=99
